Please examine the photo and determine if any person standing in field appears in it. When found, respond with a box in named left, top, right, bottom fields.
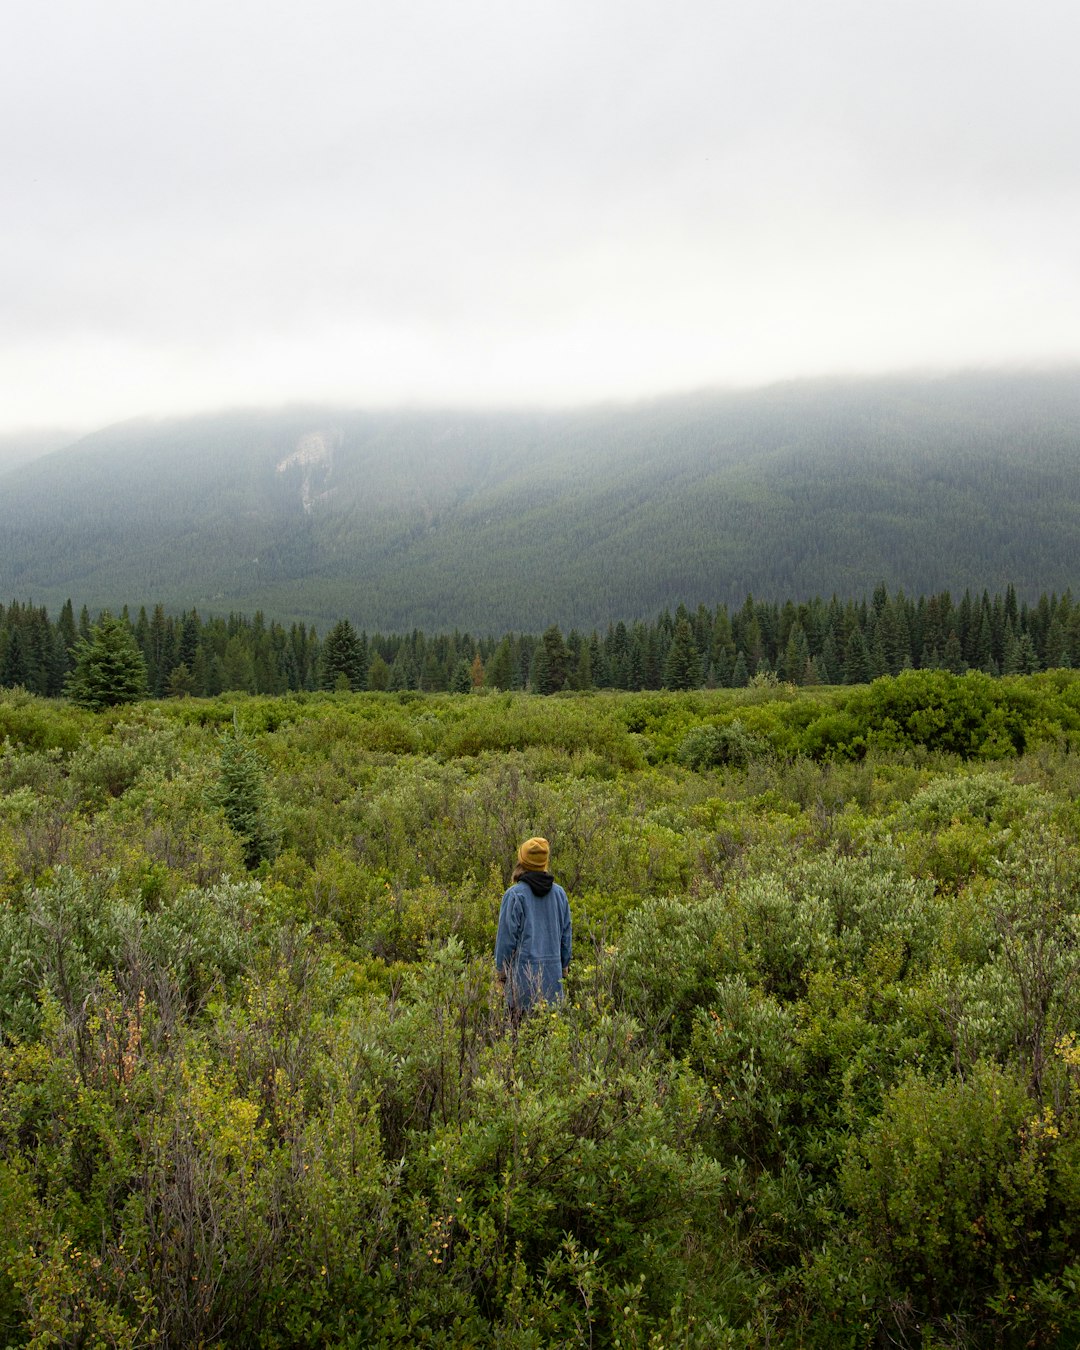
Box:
left=495, top=836, right=572, bottom=1014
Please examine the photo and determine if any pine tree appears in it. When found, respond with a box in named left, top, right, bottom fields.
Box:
left=320, top=618, right=367, bottom=691
left=943, top=630, right=965, bottom=674
left=1016, top=632, right=1041, bottom=674
left=168, top=662, right=197, bottom=697
left=66, top=612, right=148, bottom=710
left=214, top=727, right=278, bottom=868
left=529, top=640, right=550, bottom=694
left=532, top=625, right=568, bottom=694
left=487, top=636, right=516, bottom=690
left=842, top=628, right=872, bottom=685
left=780, top=622, right=810, bottom=684
left=819, top=628, right=839, bottom=685
left=664, top=617, right=702, bottom=690
left=56, top=599, right=77, bottom=684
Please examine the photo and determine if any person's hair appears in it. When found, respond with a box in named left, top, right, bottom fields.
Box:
left=511, top=862, right=527, bottom=883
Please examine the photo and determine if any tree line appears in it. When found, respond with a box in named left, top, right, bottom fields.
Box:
left=2, top=584, right=1079, bottom=705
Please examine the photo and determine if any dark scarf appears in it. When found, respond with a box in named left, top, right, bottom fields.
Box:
left=520, top=870, right=554, bottom=896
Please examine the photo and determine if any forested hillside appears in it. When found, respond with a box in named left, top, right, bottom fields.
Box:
left=2, top=675, right=1080, bottom=1345
left=2, top=370, right=1080, bottom=630
left=0, top=428, right=79, bottom=476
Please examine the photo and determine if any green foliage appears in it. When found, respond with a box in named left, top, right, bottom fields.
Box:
left=1, top=679, right=1080, bottom=1345
left=839, top=1061, right=1077, bottom=1336
left=65, top=611, right=149, bottom=710
left=213, top=725, right=280, bottom=868
left=320, top=616, right=367, bottom=691
left=677, top=718, right=767, bottom=770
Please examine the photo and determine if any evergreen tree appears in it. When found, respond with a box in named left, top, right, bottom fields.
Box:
left=214, top=727, right=278, bottom=868
left=529, top=640, right=550, bottom=694
left=367, top=653, right=390, bottom=690
left=533, top=625, right=569, bottom=694
left=588, top=632, right=608, bottom=688
left=421, top=649, right=446, bottom=691
left=1002, top=626, right=1022, bottom=676
left=842, top=628, right=872, bottom=685
left=487, top=636, right=516, bottom=690
left=222, top=636, right=256, bottom=692
left=711, top=644, right=733, bottom=688
left=56, top=599, right=77, bottom=681
left=66, top=612, right=148, bottom=710
left=388, top=647, right=414, bottom=691
left=819, top=628, right=839, bottom=685
left=0, top=624, right=34, bottom=690
left=607, top=621, right=630, bottom=689
left=664, top=617, right=702, bottom=690
left=168, top=662, right=197, bottom=697
left=780, top=622, right=810, bottom=684
left=943, top=630, right=965, bottom=675
left=1016, top=631, right=1041, bottom=674
left=320, top=618, right=367, bottom=691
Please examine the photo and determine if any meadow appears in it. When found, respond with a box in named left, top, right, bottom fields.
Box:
left=1, top=669, right=1080, bottom=1346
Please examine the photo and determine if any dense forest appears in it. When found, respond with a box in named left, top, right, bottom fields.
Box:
left=2, top=371, right=1080, bottom=630
left=1, top=671, right=1080, bottom=1345
left=0, top=583, right=1077, bottom=705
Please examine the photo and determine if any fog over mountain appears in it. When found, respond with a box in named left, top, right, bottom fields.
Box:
left=0, top=429, right=82, bottom=476
left=2, top=372, right=1078, bottom=633
left=4, top=2, right=1080, bottom=429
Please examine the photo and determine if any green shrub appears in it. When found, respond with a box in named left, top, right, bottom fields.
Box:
left=677, top=719, right=768, bottom=770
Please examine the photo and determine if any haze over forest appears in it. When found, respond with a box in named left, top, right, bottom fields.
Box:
left=1, top=370, right=1078, bottom=634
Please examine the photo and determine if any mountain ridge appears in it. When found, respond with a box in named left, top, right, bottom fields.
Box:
left=2, top=370, right=1079, bottom=632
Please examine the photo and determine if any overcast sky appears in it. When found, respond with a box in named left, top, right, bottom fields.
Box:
left=3, top=0, right=1079, bottom=432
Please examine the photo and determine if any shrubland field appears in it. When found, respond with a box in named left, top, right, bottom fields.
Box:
left=2, top=670, right=1080, bottom=1346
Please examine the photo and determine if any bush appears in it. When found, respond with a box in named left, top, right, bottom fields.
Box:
left=677, top=719, right=768, bottom=770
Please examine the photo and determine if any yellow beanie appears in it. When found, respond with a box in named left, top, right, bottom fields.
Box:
left=517, top=836, right=550, bottom=871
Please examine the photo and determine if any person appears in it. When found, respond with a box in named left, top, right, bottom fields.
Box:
left=494, top=836, right=572, bottom=1014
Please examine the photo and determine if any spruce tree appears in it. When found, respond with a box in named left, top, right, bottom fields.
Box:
left=842, top=629, right=872, bottom=685
left=320, top=618, right=366, bottom=691
left=66, top=612, right=148, bottom=710
left=451, top=659, right=472, bottom=693
left=664, top=617, right=702, bottom=690
left=532, top=625, right=568, bottom=694
left=487, top=636, right=516, bottom=690
left=214, top=728, right=278, bottom=868
left=943, top=630, right=965, bottom=674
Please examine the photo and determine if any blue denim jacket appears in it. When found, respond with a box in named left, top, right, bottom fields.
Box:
left=494, top=877, right=572, bottom=1010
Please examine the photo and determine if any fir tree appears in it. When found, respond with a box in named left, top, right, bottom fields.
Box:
left=214, top=727, right=278, bottom=868
left=320, top=618, right=367, bottom=691
left=943, top=630, right=965, bottom=675
left=451, top=659, right=473, bottom=693
left=66, top=612, right=148, bottom=710
left=664, top=617, right=702, bottom=690
left=842, top=628, right=872, bottom=685
left=487, top=636, right=517, bottom=690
